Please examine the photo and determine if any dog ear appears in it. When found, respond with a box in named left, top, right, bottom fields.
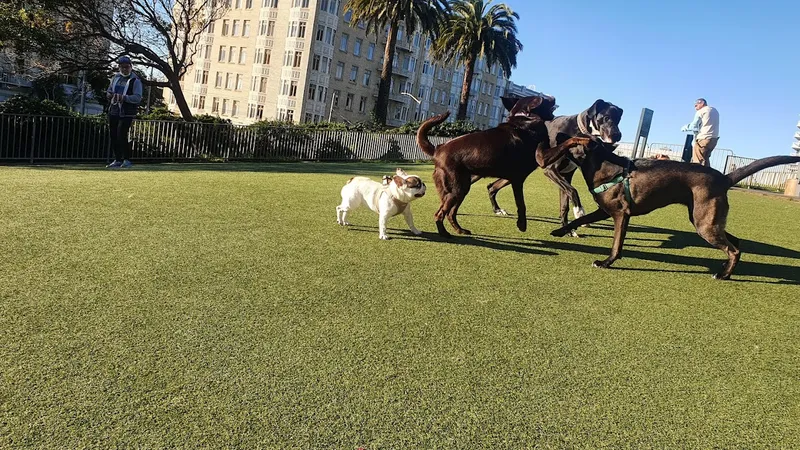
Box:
left=501, top=96, right=519, bottom=112
left=392, top=176, right=405, bottom=187
left=509, top=96, right=543, bottom=117
left=395, top=168, right=408, bottom=177
left=588, top=99, right=609, bottom=118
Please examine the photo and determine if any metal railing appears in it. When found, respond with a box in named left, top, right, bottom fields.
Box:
left=723, top=155, right=799, bottom=191
left=0, top=114, right=449, bottom=162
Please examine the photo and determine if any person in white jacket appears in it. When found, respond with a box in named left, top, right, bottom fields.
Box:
left=681, top=98, right=720, bottom=167
left=105, top=56, right=143, bottom=168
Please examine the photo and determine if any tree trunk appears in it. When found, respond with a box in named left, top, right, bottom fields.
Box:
left=165, top=71, right=194, bottom=121
left=457, top=56, right=476, bottom=122
left=375, top=21, right=399, bottom=127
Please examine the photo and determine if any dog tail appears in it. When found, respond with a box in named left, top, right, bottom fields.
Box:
left=416, top=111, right=450, bottom=157
left=726, top=156, right=800, bottom=187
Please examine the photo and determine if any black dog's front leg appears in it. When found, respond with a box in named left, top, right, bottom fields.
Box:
left=551, top=208, right=610, bottom=237
left=511, top=180, right=527, bottom=232
left=593, top=213, right=630, bottom=268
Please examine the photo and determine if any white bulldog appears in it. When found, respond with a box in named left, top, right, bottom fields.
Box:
left=336, top=168, right=427, bottom=240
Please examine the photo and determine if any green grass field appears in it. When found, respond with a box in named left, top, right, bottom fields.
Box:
left=1, top=162, right=799, bottom=448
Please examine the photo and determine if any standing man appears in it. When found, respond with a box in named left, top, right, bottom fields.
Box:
left=106, top=56, right=143, bottom=168
left=681, top=98, right=720, bottom=167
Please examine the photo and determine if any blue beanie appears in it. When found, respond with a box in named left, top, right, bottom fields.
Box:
left=118, top=56, right=132, bottom=64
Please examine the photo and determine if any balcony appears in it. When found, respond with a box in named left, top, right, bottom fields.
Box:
left=793, top=141, right=800, bottom=151
left=795, top=131, right=800, bottom=140
left=383, top=65, right=412, bottom=78
left=373, top=91, right=409, bottom=103
left=256, top=37, right=274, bottom=48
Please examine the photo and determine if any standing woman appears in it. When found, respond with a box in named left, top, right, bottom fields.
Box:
left=106, top=56, right=143, bottom=168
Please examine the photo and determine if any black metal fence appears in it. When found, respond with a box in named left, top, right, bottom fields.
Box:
left=1, top=114, right=797, bottom=192
left=0, top=114, right=449, bottom=163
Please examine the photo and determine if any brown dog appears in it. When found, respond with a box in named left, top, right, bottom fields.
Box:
left=542, top=141, right=800, bottom=279
left=416, top=95, right=595, bottom=237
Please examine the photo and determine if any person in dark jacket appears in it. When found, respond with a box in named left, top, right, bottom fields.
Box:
left=106, top=56, right=143, bottom=168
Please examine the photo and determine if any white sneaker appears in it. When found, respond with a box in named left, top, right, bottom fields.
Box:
left=120, top=160, right=133, bottom=168
left=107, top=160, right=122, bottom=168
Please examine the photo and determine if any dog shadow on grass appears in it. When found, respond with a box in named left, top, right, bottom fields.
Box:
left=483, top=234, right=799, bottom=285
left=342, top=226, right=558, bottom=256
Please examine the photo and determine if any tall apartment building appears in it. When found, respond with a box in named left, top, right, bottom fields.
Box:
left=169, top=0, right=530, bottom=128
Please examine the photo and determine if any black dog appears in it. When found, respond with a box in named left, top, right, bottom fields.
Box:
left=472, top=100, right=623, bottom=234
left=541, top=141, right=800, bottom=280
left=416, top=95, right=596, bottom=237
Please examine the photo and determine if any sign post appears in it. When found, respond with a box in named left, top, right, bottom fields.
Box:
left=681, top=134, right=694, bottom=162
left=630, top=108, right=654, bottom=159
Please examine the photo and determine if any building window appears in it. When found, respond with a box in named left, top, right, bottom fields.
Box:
left=239, top=48, right=247, bottom=64
left=232, top=100, right=239, bottom=116
left=221, top=19, right=229, bottom=36
left=228, top=46, right=236, bottom=63
left=333, top=90, right=340, bottom=107
left=349, top=65, right=358, bottom=82
left=226, top=73, right=234, bottom=89
left=343, top=9, right=352, bottom=22
left=359, top=96, right=367, bottom=113
left=312, top=54, right=321, bottom=71
left=222, top=98, right=229, bottom=115
left=362, top=70, right=370, bottom=87
left=267, top=21, right=275, bottom=36
left=212, top=97, right=219, bottom=113
left=335, top=62, right=344, bottom=79
left=215, top=72, right=223, bottom=88
left=246, top=0, right=252, bottom=8
left=293, top=51, right=302, bottom=68
left=367, top=43, right=375, bottom=60
left=353, top=38, right=362, bottom=57
left=345, top=93, right=353, bottom=110
left=243, top=20, right=250, bottom=37
left=232, top=20, right=240, bottom=36
left=262, top=0, right=277, bottom=6
left=339, top=33, right=348, bottom=52
left=235, top=74, right=242, bottom=91
left=218, top=46, right=227, bottom=62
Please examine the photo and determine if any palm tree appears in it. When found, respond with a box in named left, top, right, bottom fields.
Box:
left=432, top=0, right=522, bottom=121
left=345, top=0, right=449, bottom=126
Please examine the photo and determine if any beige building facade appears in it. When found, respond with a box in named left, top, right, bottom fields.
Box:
left=169, top=0, right=536, bottom=128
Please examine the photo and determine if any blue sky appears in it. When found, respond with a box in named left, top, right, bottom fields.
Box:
left=502, top=0, right=800, bottom=158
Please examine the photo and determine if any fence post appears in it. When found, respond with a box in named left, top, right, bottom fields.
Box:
left=29, top=118, right=36, bottom=164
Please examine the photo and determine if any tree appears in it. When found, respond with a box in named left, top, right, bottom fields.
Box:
left=345, top=0, right=449, bottom=126
left=431, top=0, right=522, bottom=121
left=1, top=0, right=228, bottom=121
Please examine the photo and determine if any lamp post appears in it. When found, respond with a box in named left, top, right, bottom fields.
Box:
left=400, top=92, right=422, bottom=121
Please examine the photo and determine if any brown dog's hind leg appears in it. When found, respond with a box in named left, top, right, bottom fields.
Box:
left=446, top=177, right=472, bottom=235
left=487, top=178, right=512, bottom=215
left=593, top=212, right=630, bottom=268
left=692, top=199, right=740, bottom=279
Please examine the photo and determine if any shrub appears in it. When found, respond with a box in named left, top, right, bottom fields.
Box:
left=0, top=94, right=75, bottom=116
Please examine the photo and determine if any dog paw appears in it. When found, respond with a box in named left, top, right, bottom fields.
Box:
left=592, top=260, right=611, bottom=268
left=712, top=272, right=730, bottom=280
left=379, top=235, right=390, bottom=240
left=569, top=230, right=580, bottom=238
left=550, top=228, right=567, bottom=237
left=517, top=219, right=527, bottom=232
left=494, top=209, right=509, bottom=216
left=573, top=207, right=586, bottom=219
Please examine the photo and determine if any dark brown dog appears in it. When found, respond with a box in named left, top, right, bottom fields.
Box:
left=416, top=95, right=594, bottom=237
left=542, top=142, right=800, bottom=279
